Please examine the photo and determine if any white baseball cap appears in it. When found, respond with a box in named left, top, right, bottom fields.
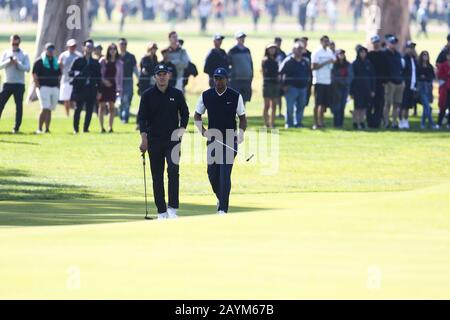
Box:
left=66, top=39, right=77, bottom=47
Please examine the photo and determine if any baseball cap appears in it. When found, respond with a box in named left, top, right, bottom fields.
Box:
left=213, top=34, right=225, bottom=41
left=274, top=37, right=282, bottom=43
left=235, top=31, right=246, bottom=39
left=405, top=40, right=416, bottom=48
left=266, top=43, right=277, bottom=49
left=45, top=42, right=55, bottom=50
left=94, top=44, right=103, bottom=51
left=370, top=35, right=381, bottom=43
left=213, top=67, right=228, bottom=78
left=83, top=39, right=94, bottom=48
left=154, top=64, right=169, bottom=75
left=66, top=39, right=77, bottom=47
left=387, top=36, right=398, bottom=44
left=336, top=49, right=346, bottom=55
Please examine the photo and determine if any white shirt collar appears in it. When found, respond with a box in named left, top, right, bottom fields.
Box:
left=215, top=87, right=228, bottom=96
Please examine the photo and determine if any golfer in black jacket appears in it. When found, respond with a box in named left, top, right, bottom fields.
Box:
left=138, top=64, right=190, bottom=220
left=194, top=67, right=247, bottom=215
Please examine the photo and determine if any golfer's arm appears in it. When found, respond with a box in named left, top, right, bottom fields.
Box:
left=194, top=112, right=206, bottom=136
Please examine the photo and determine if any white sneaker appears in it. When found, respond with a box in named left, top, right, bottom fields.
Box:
left=35, top=129, right=43, bottom=135
left=398, top=119, right=404, bottom=129
left=167, top=207, right=178, bottom=219
left=404, top=120, right=410, bottom=129
left=217, top=210, right=226, bottom=215
left=158, top=212, right=168, bottom=220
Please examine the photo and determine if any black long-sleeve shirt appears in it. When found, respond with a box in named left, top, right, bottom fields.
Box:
left=137, top=85, right=189, bottom=142
left=204, top=48, right=229, bottom=77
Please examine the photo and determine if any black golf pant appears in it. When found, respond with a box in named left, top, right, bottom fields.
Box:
left=73, top=87, right=96, bottom=132
left=207, top=141, right=236, bottom=213
left=148, top=140, right=180, bottom=214
left=0, top=83, right=25, bottom=131
left=367, top=82, right=384, bottom=128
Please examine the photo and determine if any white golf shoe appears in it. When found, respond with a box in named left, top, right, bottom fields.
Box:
left=167, top=207, right=178, bottom=219
left=158, top=212, right=168, bottom=220
left=217, top=210, right=226, bottom=215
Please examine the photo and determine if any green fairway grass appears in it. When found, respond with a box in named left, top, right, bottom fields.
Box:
left=0, top=19, right=449, bottom=299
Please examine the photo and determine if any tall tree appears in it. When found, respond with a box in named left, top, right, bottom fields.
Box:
left=29, top=0, right=89, bottom=100
left=364, top=0, right=411, bottom=49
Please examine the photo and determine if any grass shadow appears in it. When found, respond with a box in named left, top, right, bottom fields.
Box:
left=0, top=199, right=268, bottom=227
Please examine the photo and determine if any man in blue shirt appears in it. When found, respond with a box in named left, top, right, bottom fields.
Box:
left=279, top=41, right=310, bottom=128
left=194, top=67, right=247, bottom=215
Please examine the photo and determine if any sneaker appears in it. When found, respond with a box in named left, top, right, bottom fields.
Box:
left=158, top=212, right=168, bottom=220
left=12, top=129, right=19, bottom=134
left=217, top=210, right=226, bottom=215
left=404, top=120, right=410, bottom=129
left=420, top=124, right=426, bottom=130
left=73, top=130, right=79, bottom=135
left=101, top=128, right=106, bottom=133
left=398, top=119, right=404, bottom=129
left=108, top=128, right=114, bottom=133
left=35, top=129, right=43, bottom=135
left=447, top=124, right=450, bottom=129
left=167, top=207, right=178, bottom=219
left=312, top=124, right=318, bottom=130
left=45, top=129, right=51, bottom=134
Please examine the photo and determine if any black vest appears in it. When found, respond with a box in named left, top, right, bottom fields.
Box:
left=202, top=87, right=240, bottom=134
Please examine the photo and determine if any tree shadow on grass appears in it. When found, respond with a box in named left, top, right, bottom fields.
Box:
left=0, top=168, right=267, bottom=226
left=0, top=168, right=97, bottom=202
left=0, top=199, right=267, bottom=227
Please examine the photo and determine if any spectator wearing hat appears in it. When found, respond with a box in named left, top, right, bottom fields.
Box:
left=436, top=51, right=450, bottom=128
left=279, top=41, right=310, bottom=128
left=436, top=33, right=450, bottom=65
left=331, top=49, right=351, bottom=128
left=399, top=41, right=418, bottom=129
left=274, top=37, right=286, bottom=118
left=367, top=35, right=388, bottom=128
left=160, top=48, right=177, bottom=88
left=138, top=42, right=158, bottom=96
left=416, top=50, right=436, bottom=129
left=98, top=43, right=123, bottom=133
left=167, top=31, right=190, bottom=91
left=0, top=34, right=30, bottom=134
left=261, top=43, right=280, bottom=128
left=58, top=39, right=82, bottom=117
left=138, top=64, right=189, bottom=220
left=382, top=35, right=404, bottom=129
left=350, top=46, right=375, bottom=129
left=194, top=67, right=247, bottom=215
left=204, top=34, right=229, bottom=88
left=32, top=42, right=61, bottom=134
left=228, top=31, right=254, bottom=105
left=311, top=35, right=336, bottom=129
left=70, top=39, right=102, bottom=134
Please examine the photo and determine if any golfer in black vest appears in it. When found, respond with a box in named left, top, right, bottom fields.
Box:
left=194, top=67, right=247, bottom=215
left=138, top=64, right=189, bottom=220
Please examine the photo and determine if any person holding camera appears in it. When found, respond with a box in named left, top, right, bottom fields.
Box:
left=0, top=34, right=30, bottom=134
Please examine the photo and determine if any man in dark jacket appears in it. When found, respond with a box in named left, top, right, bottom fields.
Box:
left=228, top=31, right=253, bottom=104
left=70, top=39, right=101, bottom=134
left=367, top=35, right=388, bottom=128
left=204, top=34, right=229, bottom=87
left=138, top=64, right=189, bottom=220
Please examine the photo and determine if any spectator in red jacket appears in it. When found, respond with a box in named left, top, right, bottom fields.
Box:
left=436, top=51, right=450, bottom=128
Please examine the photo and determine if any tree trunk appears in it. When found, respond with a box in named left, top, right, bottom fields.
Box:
left=364, top=0, right=411, bottom=50
left=29, top=0, right=89, bottom=101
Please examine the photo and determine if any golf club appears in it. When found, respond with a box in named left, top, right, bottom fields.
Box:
left=141, top=152, right=153, bottom=220
left=215, top=139, right=254, bottom=162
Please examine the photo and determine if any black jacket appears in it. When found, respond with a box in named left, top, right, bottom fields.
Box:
left=69, top=56, right=101, bottom=92
left=204, top=48, right=229, bottom=77
left=350, top=58, right=375, bottom=97
left=137, top=85, right=189, bottom=142
left=403, top=54, right=417, bottom=89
